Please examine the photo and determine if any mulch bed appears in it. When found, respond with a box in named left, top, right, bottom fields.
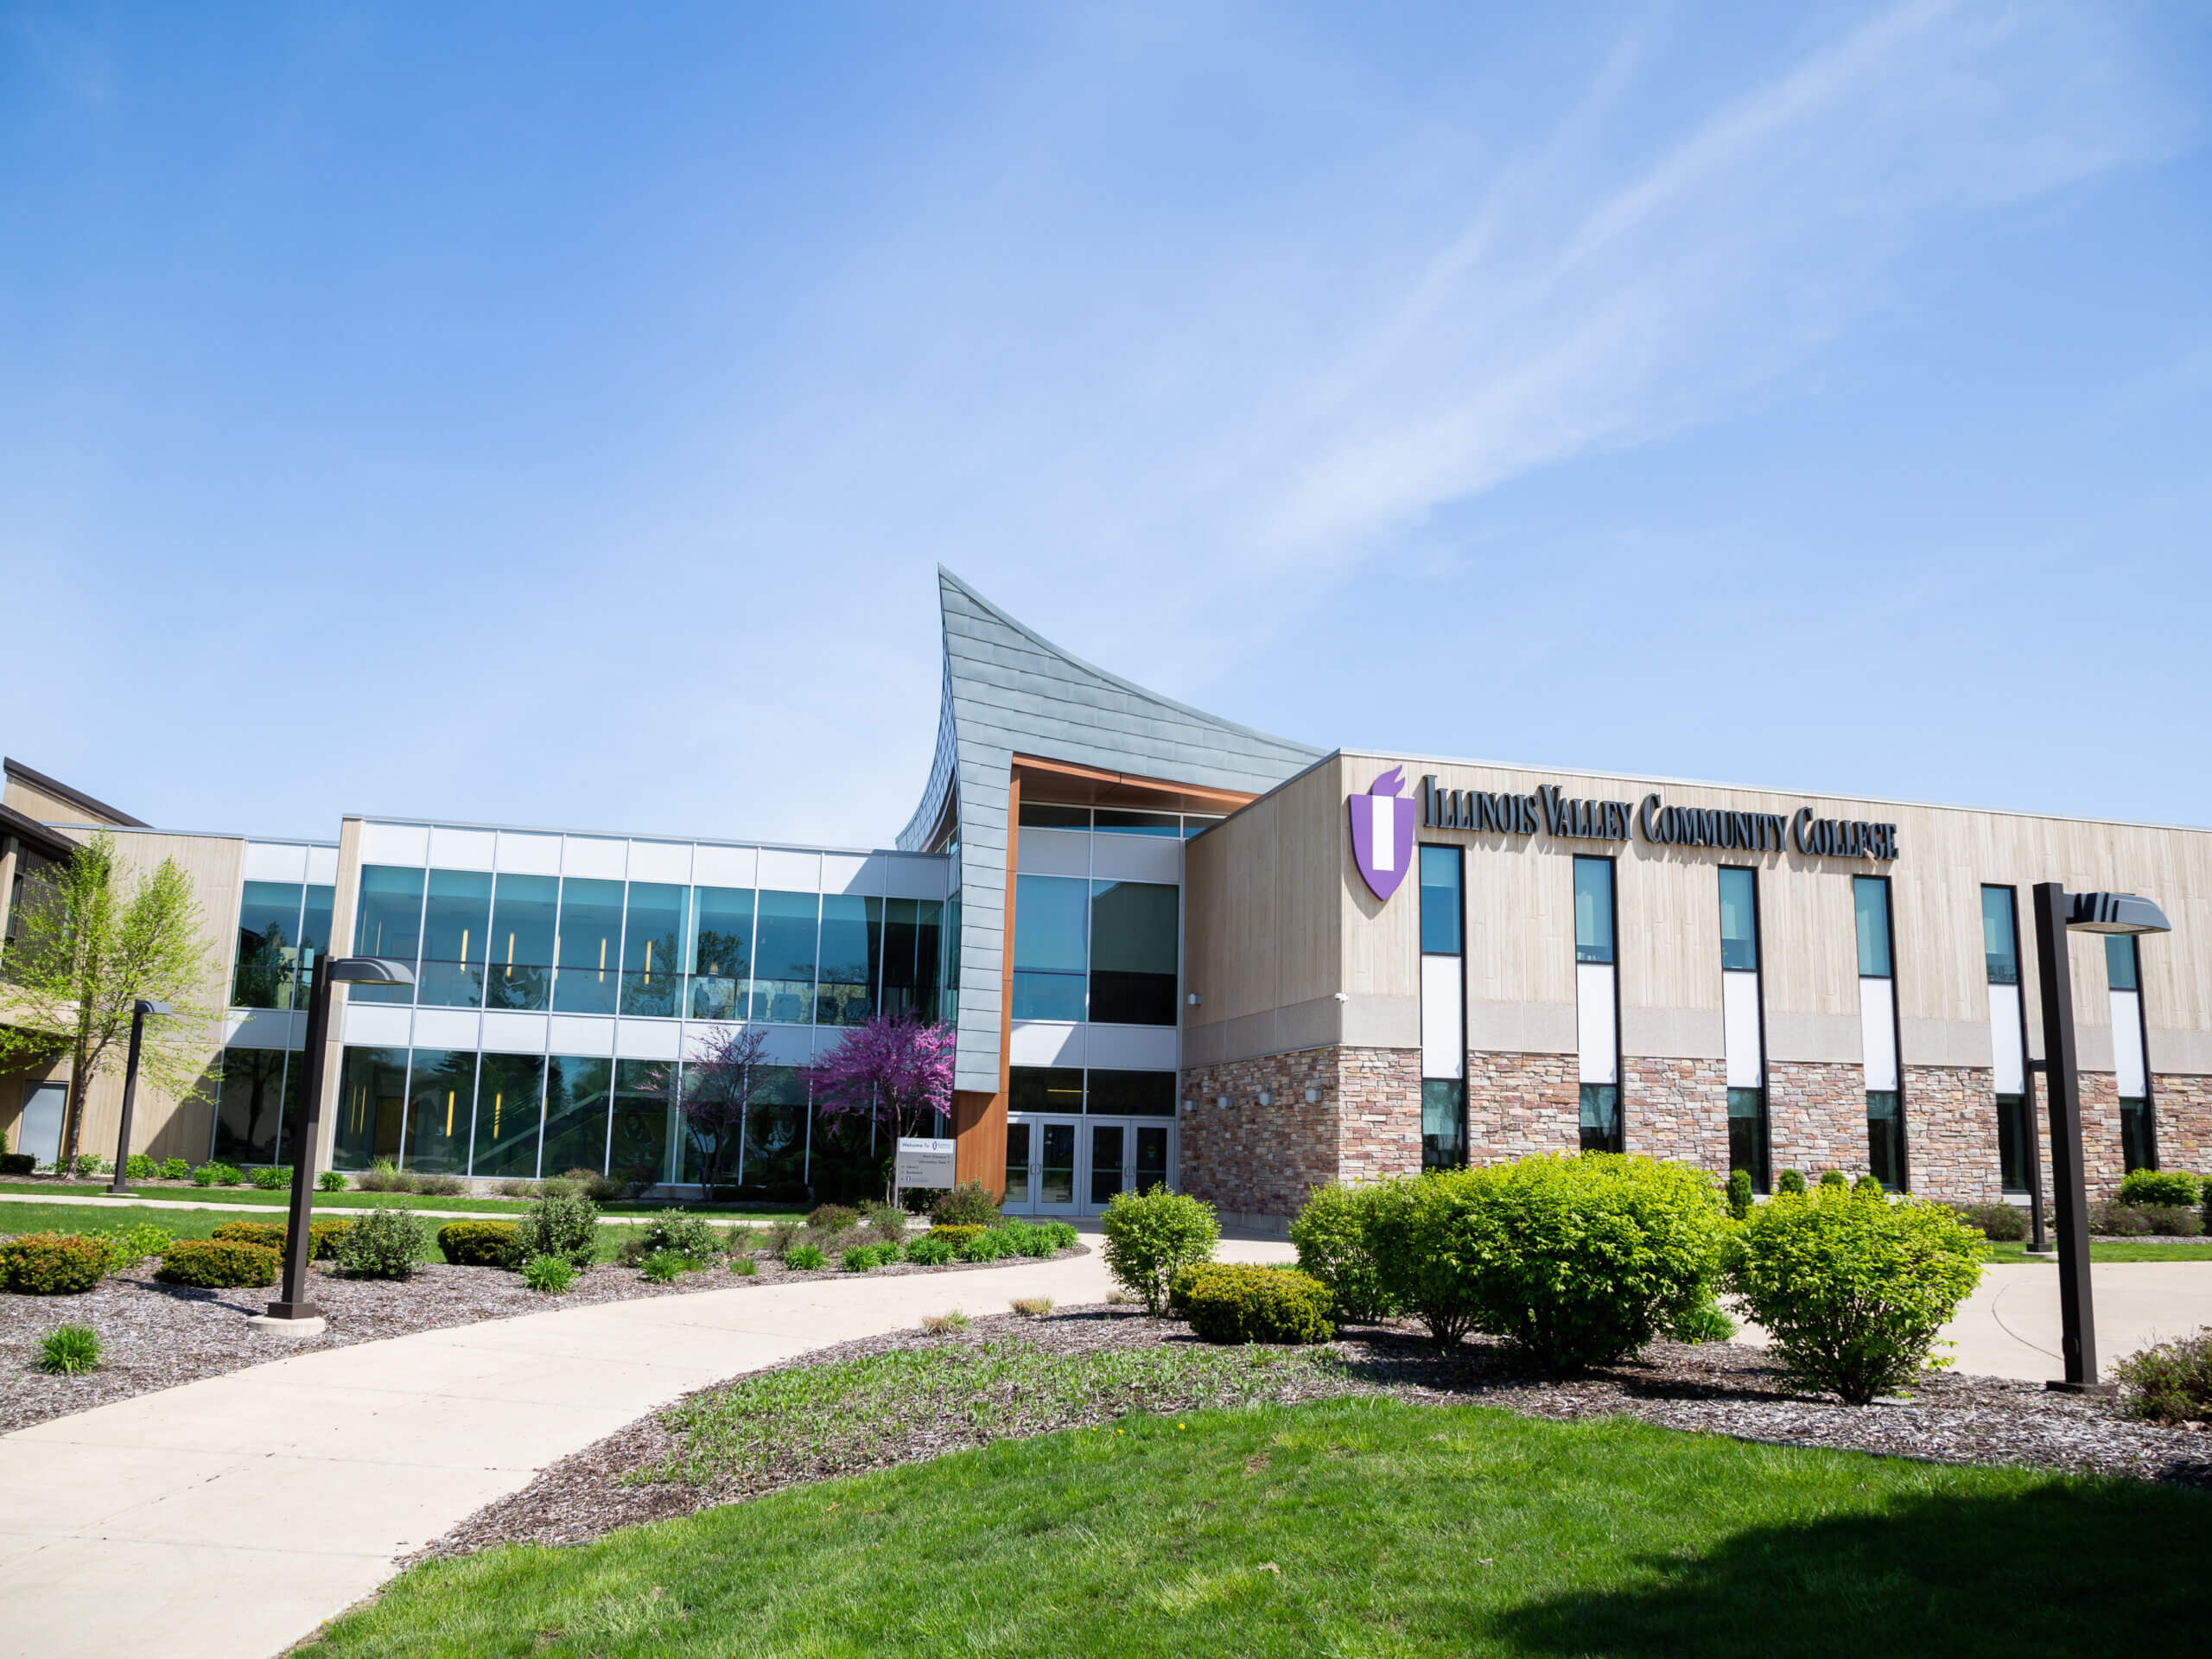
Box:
left=423, top=1306, right=2212, bottom=1561
left=0, top=1247, right=1085, bottom=1435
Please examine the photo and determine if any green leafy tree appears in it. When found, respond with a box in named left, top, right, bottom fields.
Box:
left=0, top=830, right=217, bottom=1166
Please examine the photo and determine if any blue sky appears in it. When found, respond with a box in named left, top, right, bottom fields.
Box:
left=3, top=2, right=2207, bottom=845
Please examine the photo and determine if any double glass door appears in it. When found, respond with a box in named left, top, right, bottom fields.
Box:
left=1003, top=1116, right=1174, bottom=1215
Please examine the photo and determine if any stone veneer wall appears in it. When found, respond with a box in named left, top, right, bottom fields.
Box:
left=1902, top=1065, right=2001, bottom=1201
left=2152, top=1073, right=2212, bottom=1179
left=1463, top=1051, right=1580, bottom=1162
left=1179, top=1046, right=1421, bottom=1219
left=1764, top=1060, right=1871, bottom=1182
left=1623, top=1057, right=1729, bottom=1173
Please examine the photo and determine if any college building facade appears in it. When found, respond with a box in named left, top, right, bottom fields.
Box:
left=5, top=569, right=2209, bottom=1219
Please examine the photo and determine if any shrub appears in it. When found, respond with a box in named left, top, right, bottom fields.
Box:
left=562, top=1166, right=623, bottom=1203
left=640, top=1249, right=691, bottom=1282
left=40, top=1324, right=104, bottom=1373
left=211, top=1220, right=289, bottom=1251
left=413, top=1174, right=467, bottom=1197
left=317, top=1170, right=346, bottom=1192
left=1362, top=1170, right=1485, bottom=1347
left=930, top=1224, right=987, bottom=1247
left=494, top=1179, right=541, bottom=1199
left=2118, top=1169, right=2202, bottom=1209
left=250, top=1165, right=292, bottom=1191
left=99, top=1222, right=175, bottom=1270
left=124, top=1154, right=155, bottom=1180
left=807, top=1204, right=861, bottom=1233
left=632, top=1214, right=721, bottom=1261
left=156, top=1158, right=191, bottom=1180
left=921, top=1309, right=969, bottom=1333
left=842, top=1243, right=899, bottom=1272
left=334, top=1207, right=429, bottom=1280
left=512, top=1188, right=602, bottom=1268
left=929, top=1181, right=1001, bottom=1229
left=437, top=1221, right=520, bottom=1267
left=1777, top=1169, right=1807, bottom=1195
left=521, top=1254, right=575, bottom=1294
left=957, top=1229, right=1015, bottom=1263
left=0, top=1233, right=111, bottom=1294
left=1725, top=1188, right=1986, bottom=1405
left=0, top=1153, right=35, bottom=1176
left=863, top=1203, right=909, bottom=1247
left=762, top=1217, right=804, bottom=1255
left=307, top=1218, right=354, bottom=1260
left=2135, top=1205, right=2204, bottom=1237
left=1818, top=1170, right=1847, bottom=1190
left=189, top=1163, right=226, bottom=1187
left=1853, top=1174, right=1884, bottom=1198
left=157, top=1239, right=280, bottom=1288
left=729, top=1256, right=759, bottom=1276
left=1667, top=1299, right=1738, bottom=1345
left=722, top=1224, right=759, bottom=1255
left=1172, top=1263, right=1334, bottom=1345
left=995, top=1220, right=1060, bottom=1259
left=71, top=1153, right=108, bottom=1177
left=1011, top=1296, right=1053, bottom=1317
left=1433, top=1154, right=1732, bottom=1370
left=2089, top=1201, right=2153, bottom=1236
left=1291, top=1182, right=1395, bottom=1324
left=1100, top=1185, right=1219, bottom=1315
left=1951, top=1201, right=2027, bottom=1243
left=2113, top=1329, right=2212, bottom=1426
left=903, top=1233, right=955, bottom=1266
left=1725, top=1169, right=1754, bottom=1221
left=355, top=1159, right=408, bottom=1192
left=785, top=1243, right=827, bottom=1270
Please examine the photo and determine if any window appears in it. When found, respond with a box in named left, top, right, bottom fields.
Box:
left=1866, top=1090, right=1906, bottom=1191
left=1853, top=875, right=1892, bottom=978
left=1088, top=880, right=1178, bottom=1026
left=751, top=890, right=819, bottom=1023
left=618, top=882, right=686, bottom=1018
left=541, top=1055, right=613, bottom=1176
left=1011, top=1066, right=1084, bottom=1115
left=1422, top=1079, right=1466, bottom=1170
left=1086, top=1070, right=1176, bottom=1116
left=2109, top=934, right=2155, bottom=1172
left=486, top=874, right=557, bottom=1011
left=1180, top=816, right=1223, bottom=839
left=741, top=1065, right=809, bottom=1189
left=351, top=867, right=423, bottom=1004
left=1983, top=888, right=2020, bottom=985
left=1012, top=874, right=1088, bottom=1020
left=403, top=1048, right=474, bottom=1174
left=1420, top=846, right=1461, bottom=955
left=1018, top=803, right=1090, bottom=830
left=1573, top=858, right=1614, bottom=964
left=880, top=898, right=944, bottom=1021
left=471, top=1052, right=545, bottom=1179
left=232, top=881, right=306, bottom=1009
left=1094, top=809, right=1181, bottom=837
left=609, top=1059, right=673, bottom=1186
left=687, top=887, right=754, bottom=1021
left=1984, top=886, right=2030, bottom=1195
left=1726, top=1089, right=1766, bottom=1186
left=2106, top=934, right=2139, bottom=993
left=1580, top=1084, right=1621, bottom=1154
left=553, top=878, right=624, bottom=1016
left=302, top=883, right=334, bottom=988
left=418, top=869, right=492, bottom=1009
left=333, top=1046, right=407, bottom=1170
left=1996, top=1094, right=2033, bottom=1195
left=816, top=894, right=881, bottom=1026
left=213, top=1047, right=289, bottom=1164
left=1854, top=874, right=1905, bottom=1191
left=1719, top=868, right=1758, bottom=973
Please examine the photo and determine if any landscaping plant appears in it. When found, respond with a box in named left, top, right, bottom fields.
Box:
left=2117, top=1169, right=2202, bottom=1210
left=1819, top=1170, right=1847, bottom=1190
left=249, top=1165, right=292, bottom=1191
left=640, top=1249, right=693, bottom=1282
left=930, top=1224, right=987, bottom=1247
left=807, top=1204, right=861, bottom=1233
left=957, top=1228, right=1016, bottom=1263
left=1950, top=1201, right=2027, bottom=1243
left=520, top=1254, right=576, bottom=1294
left=784, top=1243, right=827, bottom=1271
left=1290, top=1181, right=1395, bottom=1323
left=902, top=1233, right=955, bottom=1266
left=1172, top=1263, right=1335, bottom=1345
left=157, top=1238, right=280, bottom=1287
left=437, top=1221, right=521, bottom=1266
left=37, top=1324, right=103, bottom=1374
left=156, top=1157, right=191, bottom=1180
left=1100, top=1185, right=1219, bottom=1314
left=729, top=1256, right=759, bottom=1276
left=0, top=1153, right=35, bottom=1175
left=1777, top=1168, right=1808, bottom=1195
left=1725, top=1168, right=1755, bottom=1221
left=842, top=1243, right=899, bottom=1271
left=1853, top=1173, right=1884, bottom=1198
left=124, top=1153, right=155, bottom=1180
left=1665, top=1298, right=1738, bottom=1344
left=632, top=1213, right=722, bottom=1262
left=1725, top=1185, right=1986, bottom=1405
left=1011, top=1296, right=1053, bottom=1317
left=70, top=1152, right=108, bottom=1177
left=317, top=1170, right=346, bottom=1192
left=512, top=1186, right=603, bottom=1268
left=1361, top=1170, right=1484, bottom=1346
left=863, top=1203, right=909, bottom=1247
left=99, top=1221, right=175, bottom=1270
left=930, top=1180, right=1001, bottom=1228
left=212, top=1219, right=287, bottom=1250
left=334, top=1207, right=429, bottom=1280
left=920, top=1309, right=969, bottom=1332
left=2113, top=1327, right=2212, bottom=1425
left=0, top=1232, right=111, bottom=1294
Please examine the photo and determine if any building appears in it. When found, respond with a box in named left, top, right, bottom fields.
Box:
left=4, top=570, right=2209, bottom=1219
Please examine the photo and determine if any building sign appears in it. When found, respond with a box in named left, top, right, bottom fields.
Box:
left=1350, top=766, right=1418, bottom=900
left=893, top=1136, right=958, bottom=1190
left=1417, top=776, right=1898, bottom=861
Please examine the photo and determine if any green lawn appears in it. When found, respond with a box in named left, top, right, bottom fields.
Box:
left=1986, top=1239, right=2212, bottom=1263
left=303, top=1398, right=2208, bottom=1658
left=0, top=1180, right=801, bottom=1220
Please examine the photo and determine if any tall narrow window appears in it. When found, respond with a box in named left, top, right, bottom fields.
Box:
left=687, top=887, right=754, bottom=1021
left=1089, top=880, right=1179, bottom=1026
left=1983, top=887, right=2032, bottom=1195
left=1011, top=874, right=1089, bottom=1020
left=418, top=869, right=492, bottom=1010
left=552, top=878, right=625, bottom=1017
left=2108, top=934, right=2156, bottom=1172
left=1719, top=867, right=1768, bottom=1191
left=1419, top=845, right=1465, bottom=1171
left=351, top=866, right=423, bottom=1005
left=620, top=882, right=688, bottom=1018
left=486, top=874, right=557, bottom=1012
left=232, top=881, right=306, bottom=1009
left=1855, top=874, right=1906, bottom=1191
left=1574, top=856, right=1620, bottom=1154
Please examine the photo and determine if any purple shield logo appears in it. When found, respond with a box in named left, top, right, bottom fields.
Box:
left=1349, top=766, right=1416, bottom=901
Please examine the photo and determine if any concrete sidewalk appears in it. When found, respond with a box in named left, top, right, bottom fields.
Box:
left=0, top=1233, right=1295, bottom=1659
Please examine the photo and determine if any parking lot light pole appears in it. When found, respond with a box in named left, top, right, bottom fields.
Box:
left=105, top=1000, right=174, bottom=1196
left=267, top=956, right=415, bottom=1320
left=2031, top=885, right=2171, bottom=1395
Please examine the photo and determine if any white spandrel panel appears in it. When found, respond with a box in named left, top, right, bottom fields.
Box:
left=627, top=841, right=693, bottom=886
left=1090, top=833, right=1181, bottom=885
left=615, top=1020, right=682, bottom=1061
left=359, top=823, right=429, bottom=867
left=691, top=844, right=758, bottom=889
left=757, top=849, right=821, bottom=892
left=1085, top=1022, right=1179, bottom=1071
left=1859, top=978, right=1898, bottom=1092
left=495, top=832, right=563, bottom=875
left=342, top=1001, right=412, bottom=1048
left=412, top=1007, right=481, bottom=1051
left=480, top=1011, right=550, bottom=1055
left=1987, top=984, right=2026, bottom=1096
left=2111, top=989, right=2147, bottom=1097
left=1016, top=828, right=1090, bottom=877
left=243, top=842, right=309, bottom=883
left=1576, top=963, right=1617, bottom=1086
left=225, top=1009, right=299, bottom=1051
left=305, top=845, right=340, bottom=885
left=1009, top=1020, right=1084, bottom=1066
left=546, top=1014, right=616, bottom=1058
left=1420, top=955, right=1463, bottom=1080
left=885, top=855, right=950, bottom=900
left=822, top=852, right=878, bottom=895
left=427, top=828, right=497, bottom=870
left=563, top=836, right=627, bottom=879
left=1722, top=970, right=1764, bottom=1090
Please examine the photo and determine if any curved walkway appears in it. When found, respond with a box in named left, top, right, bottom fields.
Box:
left=0, top=1232, right=1295, bottom=1659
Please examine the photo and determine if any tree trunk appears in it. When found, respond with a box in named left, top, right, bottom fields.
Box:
left=60, top=1037, right=92, bottom=1170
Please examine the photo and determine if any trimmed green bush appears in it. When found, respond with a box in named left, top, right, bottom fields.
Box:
left=2089, top=1200, right=2154, bottom=1236
left=0, top=1233, right=111, bottom=1294
left=1725, top=1187, right=1986, bottom=1405
left=632, top=1214, right=721, bottom=1261
left=307, top=1218, right=354, bottom=1261
left=1100, top=1185, right=1219, bottom=1314
left=124, top=1154, right=156, bottom=1180
left=1437, top=1154, right=1731, bottom=1370
left=2117, top=1169, right=2202, bottom=1210
left=334, top=1207, right=429, bottom=1280
left=1725, top=1169, right=1755, bottom=1221
left=930, top=1224, right=988, bottom=1247
left=437, top=1221, right=520, bottom=1267
left=250, top=1165, right=292, bottom=1191
left=929, top=1181, right=1001, bottom=1228
left=1171, top=1262, right=1334, bottom=1345
left=1951, top=1201, right=2027, bottom=1243
left=1853, top=1174, right=1884, bottom=1198
left=2113, top=1328, right=2212, bottom=1425
left=38, top=1324, right=103, bottom=1374
left=1291, top=1182, right=1395, bottom=1324
left=155, top=1157, right=190, bottom=1180
left=957, top=1229, right=1016, bottom=1263
left=0, top=1153, right=35, bottom=1175
left=1777, top=1168, right=1808, bottom=1195
left=211, top=1220, right=288, bottom=1251
left=520, top=1254, right=575, bottom=1294
left=842, top=1243, right=899, bottom=1272
left=2135, top=1205, right=2203, bottom=1237
left=512, top=1187, right=602, bottom=1268
left=1819, top=1170, right=1847, bottom=1190
left=903, top=1233, right=955, bottom=1266
left=317, top=1170, right=346, bottom=1192
left=1667, top=1298, right=1738, bottom=1345
left=157, top=1239, right=280, bottom=1288
left=1362, top=1170, right=1484, bottom=1347
left=99, top=1222, right=175, bottom=1271
left=785, top=1243, right=827, bottom=1271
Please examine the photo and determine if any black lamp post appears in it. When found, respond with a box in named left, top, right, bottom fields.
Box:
left=2031, top=884, right=2171, bottom=1395
left=267, top=954, right=415, bottom=1320
left=105, top=999, right=173, bottom=1196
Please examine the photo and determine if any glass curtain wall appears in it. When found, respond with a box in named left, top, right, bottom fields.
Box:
left=741, top=1066, right=810, bottom=1192
left=212, top=1047, right=291, bottom=1165
left=471, top=1052, right=547, bottom=1179
left=620, top=883, right=686, bottom=1017
left=404, top=1049, right=475, bottom=1173
left=1089, top=880, right=1177, bottom=1025
left=879, top=899, right=944, bottom=1021
left=487, top=874, right=558, bottom=1010
left=554, top=879, right=624, bottom=1015
left=418, top=870, right=492, bottom=1008
left=816, top=896, right=881, bottom=1026
left=608, top=1060, right=674, bottom=1187
left=334, top=1046, right=408, bottom=1168
left=541, top=1056, right=613, bottom=1176
left=351, top=867, right=424, bottom=1004
left=232, top=880, right=336, bottom=1009
left=752, top=892, right=818, bottom=1023
left=1012, top=875, right=1088, bottom=1020
left=689, top=887, right=754, bottom=1020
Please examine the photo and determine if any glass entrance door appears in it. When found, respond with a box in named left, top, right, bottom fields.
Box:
left=1134, top=1123, right=1171, bottom=1193
left=1035, top=1120, right=1079, bottom=1215
left=1089, top=1124, right=1125, bottom=1208
left=1002, top=1121, right=1033, bottom=1213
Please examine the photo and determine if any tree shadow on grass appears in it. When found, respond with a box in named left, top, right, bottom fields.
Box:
left=1484, top=1480, right=2212, bottom=1659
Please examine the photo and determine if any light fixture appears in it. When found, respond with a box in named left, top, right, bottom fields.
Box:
left=1258, top=1090, right=1271, bottom=1106
left=1187, top=992, right=1201, bottom=1006
left=1305, top=1088, right=1320, bottom=1104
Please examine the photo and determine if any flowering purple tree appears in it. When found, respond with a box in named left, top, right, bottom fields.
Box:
left=811, top=1016, right=957, bottom=1174
left=680, top=1025, right=770, bottom=1197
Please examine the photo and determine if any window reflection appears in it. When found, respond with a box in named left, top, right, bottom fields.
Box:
left=688, top=886, right=754, bottom=1020
left=620, top=882, right=685, bottom=1017
left=232, top=881, right=304, bottom=1010
left=609, top=1059, right=673, bottom=1188
left=486, top=874, right=557, bottom=1011
left=554, top=878, right=624, bottom=1016
left=353, top=868, right=424, bottom=1004
left=418, top=869, right=493, bottom=1009
left=752, top=891, right=818, bottom=1024
left=816, top=894, right=880, bottom=1026
left=213, top=1047, right=288, bottom=1164
left=404, top=1048, right=474, bottom=1174
left=334, top=1046, right=408, bottom=1170
left=471, top=1052, right=545, bottom=1179
left=741, top=1065, right=809, bottom=1190
left=880, top=898, right=942, bottom=1021
left=1089, top=880, right=1177, bottom=1026
left=1013, top=875, right=1087, bottom=1020
left=542, top=1055, right=612, bottom=1176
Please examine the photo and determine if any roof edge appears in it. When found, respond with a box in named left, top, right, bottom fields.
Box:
left=3, top=757, right=149, bottom=828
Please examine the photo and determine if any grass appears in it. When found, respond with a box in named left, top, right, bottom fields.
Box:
left=1986, top=1239, right=2212, bottom=1263
left=0, top=1181, right=801, bottom=1221
left=302, top=1397, right=2209, bottom=1658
